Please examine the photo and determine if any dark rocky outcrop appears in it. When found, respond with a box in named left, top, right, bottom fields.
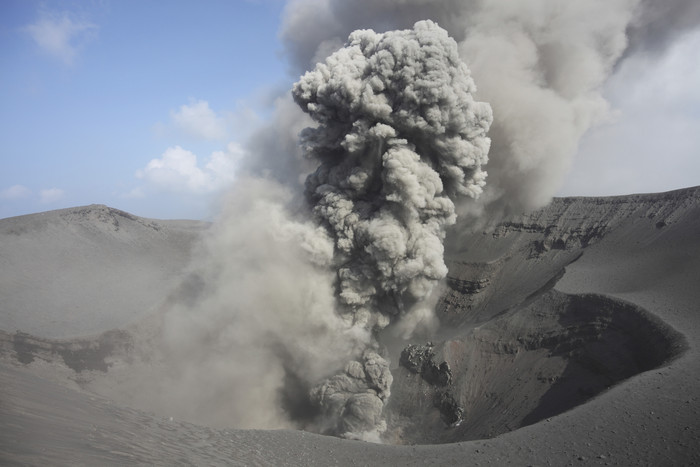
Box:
left=399, top=343, right=453, bottom=387
left=1, top=329, right=133, bottom=374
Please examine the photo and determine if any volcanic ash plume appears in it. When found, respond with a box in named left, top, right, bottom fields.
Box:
left=282, top=0, right=700, bottom=218
left=134, top=20, right=490, bottom=441
left=292, top=20, right=491, bottom=437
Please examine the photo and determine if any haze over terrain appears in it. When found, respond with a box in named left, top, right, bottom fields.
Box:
left=2, top=187, right=699, bottom=464
left=1, top=0, right=700, bottom=465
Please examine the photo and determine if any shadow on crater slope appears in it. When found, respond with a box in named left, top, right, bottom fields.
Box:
left=383, top=188, right=696, bottom=444
left=1, top=286, right=684, bottom=446
left=384, top=290, right=686, bottom=444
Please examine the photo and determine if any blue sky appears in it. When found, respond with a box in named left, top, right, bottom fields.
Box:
left=1, top=0, right=699, bottom=220
left=1, top=0, right=289, bottom=219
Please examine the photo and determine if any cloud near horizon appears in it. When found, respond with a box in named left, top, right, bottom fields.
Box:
left=0, top=185, right=32, bottom=200
left=23, top=10, right=97, bottom=65
left=0, top=186, right=65, bottom=210
left=39, top=188, right=66, bottom=204
left=136, top=143, right=244, bottom=194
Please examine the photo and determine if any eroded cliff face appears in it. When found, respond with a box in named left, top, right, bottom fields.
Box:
left=384, top=187, right=697, bottom=443
left=386, top=290, right=686, bottom=444
left=439, top=187, right=700, bottom=326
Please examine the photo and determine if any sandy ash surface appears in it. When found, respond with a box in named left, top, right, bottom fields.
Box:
left=1, top=188, right=700, bottom=466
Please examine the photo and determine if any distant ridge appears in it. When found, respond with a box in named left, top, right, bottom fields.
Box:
left=2, top=186, right=699, bottom=338
left=0, top=204, right=208, bottom=338
left=1, top=203, right=209, bottom=226
left=553, top=184, right=700, bottom=201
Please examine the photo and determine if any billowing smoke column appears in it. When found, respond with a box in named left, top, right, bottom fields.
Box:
left=294, top=20, right=491, bottom=323
left=111, top=0, right=700, bottom=445
left=122, top=20, right=492, bottom=442
left=280, top=0, right=700, bottom=219
left=291, top=20, right=491, bottom=437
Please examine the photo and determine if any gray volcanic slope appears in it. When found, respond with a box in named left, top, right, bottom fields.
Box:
left=1, top=188, right=700, bottom=465
left=0, top=205, right=207, bottom=338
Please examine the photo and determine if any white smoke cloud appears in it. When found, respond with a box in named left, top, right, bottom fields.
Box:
left=39, top=188, right=65, bottom=204
left=23, top=9, right=97, bottom=65
left=0, top=185, right=31, bottom=200
left=171, top=100, right=229, bottom=141
left=136, top=144, right=243, bottom=194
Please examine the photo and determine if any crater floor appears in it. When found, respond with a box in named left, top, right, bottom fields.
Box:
left=1, top=188, right=700, bottom=464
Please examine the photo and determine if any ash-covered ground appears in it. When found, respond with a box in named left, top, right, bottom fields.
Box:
left=2, top=186, right=699, bottom=465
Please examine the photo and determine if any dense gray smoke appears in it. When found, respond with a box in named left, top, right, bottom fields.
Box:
left=293, top=20, right=491, bottom=327
left=291, top=20, right=491, bottom=436
left=111, top=0, right=700, bottom=444
left=625, top=0, right=700, bottom=58
left=122, top=178, right=372, bottom=430
left=310, top=350, right=393, bottom=440
left=281, top=0, right=700, bottom=217
left=115, top=20, right=490, bottom=441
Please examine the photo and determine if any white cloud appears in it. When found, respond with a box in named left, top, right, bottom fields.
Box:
left=563, top=29, right=700, bottom=197
left=123, top=187, right=145, bottom=199
left=23, top=10, right=97, bottom=65
left=39, top=188, right=66, bottom=204
left=171, top=100, right=228, bottom=141
left=136, top=143, right=244, bottom=194
left=1, top=185, right=31, bottom=200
